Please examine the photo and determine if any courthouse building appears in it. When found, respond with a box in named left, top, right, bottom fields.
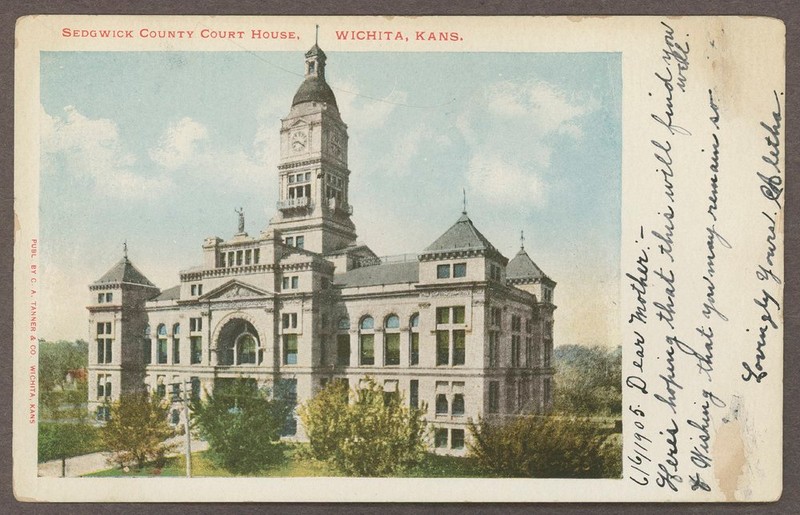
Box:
left=87, top=44, right=556, bottom=453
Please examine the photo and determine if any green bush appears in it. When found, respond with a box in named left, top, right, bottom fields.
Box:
left=299, top=377, right=427, bottom=477
left=468, top=415, right=620, bottom=478
left=100, top=393, right=176, bottom=469
left=38, top=422, right=101, bottom=463
left=191, top=378, right=293, bottom=475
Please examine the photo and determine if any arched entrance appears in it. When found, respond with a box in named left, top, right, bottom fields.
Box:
left=216, top=318, right=261, bottom=366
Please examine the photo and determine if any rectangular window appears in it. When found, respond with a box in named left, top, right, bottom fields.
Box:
left=191, top=284, right=197, bottom=296
left=172, top=338, right=180, bottom=364
left=228, top=251, right=234, bottom=267
left=360, top=334, right=374, bottom=365
left=525, top=337, right=532, bottom=367
left=105, top=339, right=112, bottom=363
left=191, top=377, right=200, bottom=400
left=451, top=429, right=465, bottom=449
left=190, top=317, right=202, bottom=332
left=488, top=381, right=500, bottom=413
left=235, top=250, right=242, bottom=266
left=410, top=333, right=419, bottom=366
left=436, top=264, right=451, bottom=279
left=544, top=343, right=552, bottom=368
left=491, top=307, right=502, bottom=328
left=336, top=334, right=350, bottom=366
left=245, top=249, right=252, bottom=265
left=219, top=253, right=226, bottom=267
left=436, top=307, right=450, bottom=324
left=436, top=331, right=449, bottom=366
left=97, top=339, right=105, bottom=364
left=511, top=335, right=520, bottom=367
left=157, top=383, right=166, bottom=398
left=453, top=330, right=466, bottom=366
left=286, top=236, right=294, bottom=247
left=283, top=334, right=298, bottom=365
left=282, top=277, right=290, bottom=290
left=97, top=375, right=105, bottom=398
left=452, top=393, right=465, bottom=415
left=97, top=322, right=104, bottom=335
left=157, top=339, right=168, bottom=364
left=410, top=379, right=419, bottom=409
left=488, top=332, right=498, bottom=368
left=434, top=428, right=448, bottom=448
left=384, top=333, right=400, bottom=366
left=106, top=292, right=113, bottom=303
left=144, top=339, right=152, bottom=365
left=291, top=276, right=299, bottom=289
left=190, top=337, right=202, bottom=364
left=296, top=236, right=305, bottom=249
left=452, top=306, right=465, bottom=324
left=97, top=293, right=104, bottom=304
left=453, top=263, right=467, bottom=278
left=253, top=248, right=260, bottom=264
left=282, top=313, right=298, bottom=329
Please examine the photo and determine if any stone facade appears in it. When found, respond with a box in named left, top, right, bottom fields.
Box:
left=87, top=44, right=557, bottom=454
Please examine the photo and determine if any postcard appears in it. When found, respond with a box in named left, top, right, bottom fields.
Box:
left=13, top=15, right=784, bottom=502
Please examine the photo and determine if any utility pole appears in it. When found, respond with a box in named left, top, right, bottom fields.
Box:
left=182, top=379, right=192, bottom=478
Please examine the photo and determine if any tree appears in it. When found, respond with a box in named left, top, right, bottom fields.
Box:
left=553, top=344, right=622, bottom=416
left=468, top=415, right=620, bottom=478
left=39, top=339, right=89, bottom=421
left=190, top=378, right=293, bottom=475
left=100, top=393, right=176, bottom=470
left=38, top=422, right=101, bottom=475
left=299, top=377, right=427, bottom=477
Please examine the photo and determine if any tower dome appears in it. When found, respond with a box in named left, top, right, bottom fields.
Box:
left=291, top=43, right=338, bottom=109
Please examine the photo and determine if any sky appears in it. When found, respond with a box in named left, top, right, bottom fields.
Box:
left=39, top=50, right=621, bottom=347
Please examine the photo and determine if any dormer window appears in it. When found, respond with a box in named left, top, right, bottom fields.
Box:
left=308, top=61, right=315, bottom=74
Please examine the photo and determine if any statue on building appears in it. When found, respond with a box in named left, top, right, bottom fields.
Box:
left=235, top=207, right=245, bottom=234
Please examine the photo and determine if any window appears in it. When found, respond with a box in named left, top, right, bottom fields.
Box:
left=543, top=342, right=552, bottom=368
left=410, top=379, right=419, bottom=409
left=237, top=334, right=257, bottom=364
left=436, top=307, right=466, bottom=366
left=384, top=315, right=400, bottom=366
left=296, top=236, right=304, bottom=249
left=490, top=263, right=502, bottom=281
left=434, top=428, right=448, bottom=448
left=488, top=332, right=498, bottom=368
left=156, top=376, right=166, bottom=398
left=190, top=284, right=203, bottom=296
left=172, top=336, right=180, bottom=364
left=436, top=331, right=449, bottom=366
left=157, top=338, right=168, bottom=364
left=337, top=317, right=350, bottom=330
left=490, top=307, right=502, bottom=328
left=453, top=263, right=467, bottom=278
left=97, top=293, right=104, bottom=303
left=453, top=330, right=465, bottom=366
left=488, top=381, right=500, bottom=413
left=190, top=337, right=202, bottom=364
left=511, top=315, right=521, bottom=332
left=283, top=334, right=298, bottom=365
left=452, top=394, right=465, bottom=416
left=436, top=264, right=451, bottom=279
left=435, top=394, right=449, bottom=414
left=190, top=317, right=202, bottom=332
left=292, top=276, right=299, bottom=289
left=544, top=288, right=553, bottom=303
left=410, top=314, right=420, bottom=366
left=189, top=377, right=200, bottom=400
left=525, top=337, right=533, bottom=367
left=360, top=334, right=374, bottom=365
left=359, top=316, right=375, bottom=366
left=95, top=406, right=110, bottom=422
left=171, top=409, right=181, bottom=425
left=97, top=374, right=111, bottom=399
left=254, top=248, right=260, bottom=264
left=286, top=236, right=294, bottom=246
left=282, top=313, right=298, bottom=329
left=511, top=335, right=521, bottom=367
left=451, top=429, right=465, bottom=450
left=282, top=277, right=290, bottom=289
left=336, top=334, right=350, bottom=366
left=245, top=249, right=252, bottom=265
left=96, top=322, right=112, bottom=364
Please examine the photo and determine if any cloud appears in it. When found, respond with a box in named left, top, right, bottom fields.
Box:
left=149, top=117, right=208, bottom=169
left=333, top=78, right=408, bottom=130
left=466, top=154, right=545, bottom=206
left=41, top=105, right=172, bottom=198
left=457, top=80, right=598, bottom=209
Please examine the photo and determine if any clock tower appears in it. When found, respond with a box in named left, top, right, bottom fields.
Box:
left=270, top=43, right=357, bottom=255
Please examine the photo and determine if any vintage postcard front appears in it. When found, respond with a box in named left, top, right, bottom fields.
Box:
left=13, top=15, right=784, bottom=502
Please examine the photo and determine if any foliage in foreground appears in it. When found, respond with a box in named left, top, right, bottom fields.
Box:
left=554, top=344, right=622, bottom=416
left=299, top=377, right=427, bottom=477
left=38, top=339, right=89, bottom=421
left=38, top=422, right=102, bottom=463
left=191, top=378, right=293, bottom=475
left=468, top=415, right=621, bottom=478
left=100, top=393, right=176, bottom=469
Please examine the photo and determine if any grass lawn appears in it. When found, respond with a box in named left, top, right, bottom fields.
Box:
left=85, top=443, right=483, bottom=478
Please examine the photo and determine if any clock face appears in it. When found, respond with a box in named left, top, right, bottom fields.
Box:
left=291, top=130, right=307, bottom=152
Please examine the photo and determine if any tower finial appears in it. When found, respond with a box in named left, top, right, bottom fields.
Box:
left=123, top=240, right=128, bottom=260
left=462, top=187, right=467, bottom=215
left=520, top=230, right=525, bottom=250
left=315, top=24, right=319, bottom=45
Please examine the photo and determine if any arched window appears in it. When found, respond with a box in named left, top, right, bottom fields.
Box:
left=384, top=314, right=400, bottom=366
left=336, top=316, right=350, bottom=366
left=409, top=313, right=420, bottom=366
left=172, top=323, right=181, bottom=364
left=359, top=316, right=374, bottom=365
left=157, top=324, right=168, bottom=364
left=236, top=333, right=257, bottom=365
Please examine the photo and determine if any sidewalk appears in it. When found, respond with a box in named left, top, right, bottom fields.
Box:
left=38, top=435, right=208, bottom=477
